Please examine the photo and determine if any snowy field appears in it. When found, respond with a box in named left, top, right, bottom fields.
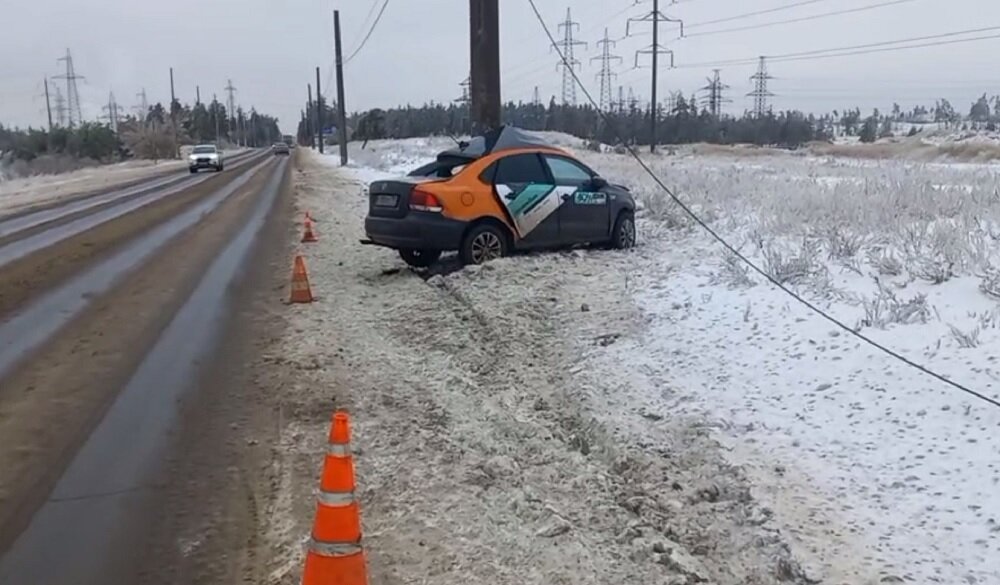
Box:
left=330, top=135, right=1000, bottom=584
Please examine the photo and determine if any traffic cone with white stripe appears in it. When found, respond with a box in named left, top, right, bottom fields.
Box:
left=302, top=411, right=367, bottom=585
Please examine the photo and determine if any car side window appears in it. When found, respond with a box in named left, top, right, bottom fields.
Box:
left=544, top=156, right=593, bottom=185
left=493, top=154, right=549, bottom=185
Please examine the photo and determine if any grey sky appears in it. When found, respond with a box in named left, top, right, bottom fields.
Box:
left=3, top=0, right=1000, bottom=133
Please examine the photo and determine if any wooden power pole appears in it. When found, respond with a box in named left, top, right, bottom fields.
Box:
left=315, top=66, right=324, bottom=154
left=43, top=78, right=53, bottom=131
left=307, top=84, right=314, bottom=149
left=469, top=0, right=501, bottom=133
left=334, top=10, right=349, bottom=166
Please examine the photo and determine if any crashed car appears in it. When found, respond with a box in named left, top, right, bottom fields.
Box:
left=361, top=126, right=636, bottom=267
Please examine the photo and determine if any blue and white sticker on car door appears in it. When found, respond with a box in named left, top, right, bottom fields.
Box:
left=495, top=183, right=577, bottom=238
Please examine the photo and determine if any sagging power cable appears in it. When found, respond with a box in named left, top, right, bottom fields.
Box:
left=525, top=0, right=1000, bottom=411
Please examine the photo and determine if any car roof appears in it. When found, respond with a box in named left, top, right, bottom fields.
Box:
left=436, top=126, right=570, bottom=162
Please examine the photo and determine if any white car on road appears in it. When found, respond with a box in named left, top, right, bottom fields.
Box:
left=188, top=144, right=224, bottom=173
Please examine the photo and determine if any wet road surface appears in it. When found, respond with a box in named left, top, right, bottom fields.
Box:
left=0, top=151, right=294, bottom=584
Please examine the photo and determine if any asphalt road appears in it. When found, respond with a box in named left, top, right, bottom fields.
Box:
left=0, top=149, right=296, bottom=584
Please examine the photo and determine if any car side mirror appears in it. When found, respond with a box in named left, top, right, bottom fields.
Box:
left=590, top=176, right=608, bottom=189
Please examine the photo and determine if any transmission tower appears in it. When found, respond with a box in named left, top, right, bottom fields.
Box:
left=102, top=92, right=119, bottom=133
left=747, top=57, right=775, bottom=118
left=616, top=86, right=625, bottom=113
left=701, top=69, right=731, bottom=118
left=591, top=28, right=622, bottom=112
left=533, top=86, right=541, bottom=106
left=554, top=8, right=586, bottom=106
left=627, top=87, right=639, bottom=113
left=53, top=49, right=84, bottom=128
left=135, top=88, right=149, bottom=120
left=665, top=91, right=679, bottom=115
left=455, top=77, right=471, bottom=105
left=225, top=79, right=238, bottom=137
left=628, top=0, right=683, bottom=152
left=53, top=85, right=67, bottom=127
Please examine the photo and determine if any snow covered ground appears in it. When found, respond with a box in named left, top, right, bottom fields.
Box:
left=272, top=138, right=1000, bottom=585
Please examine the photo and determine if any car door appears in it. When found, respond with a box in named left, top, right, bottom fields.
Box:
left=488, top=152, right=561, bottom=248
left=544, top=155, right=611, bottom=244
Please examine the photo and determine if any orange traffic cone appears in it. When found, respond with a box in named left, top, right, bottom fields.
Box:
left=302, top=412, right=368, bottom=585
left=290, top=255, right=314, bottom=304
left=302, top=218, right=318, bottom=243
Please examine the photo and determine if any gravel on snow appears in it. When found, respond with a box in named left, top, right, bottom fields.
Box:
left=263, top=149, right=812, bottom=585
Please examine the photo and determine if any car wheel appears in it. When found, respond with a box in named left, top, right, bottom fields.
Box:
left=216, top=164, right=224, bottom=172
left=189, top=168, right=197, bottom=174
left=460, top=223, right=508, bottom=265
left=610, top=212, right=637, bottom=250
left=399, top=249, right=442, bottom=268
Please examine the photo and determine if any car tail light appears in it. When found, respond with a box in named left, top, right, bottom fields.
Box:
left=409, top=188, right=443, bottom=213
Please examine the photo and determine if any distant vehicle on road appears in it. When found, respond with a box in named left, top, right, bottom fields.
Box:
left=188, top=144, right=224, bottom=173
left=271, top=143, right=290, bottom=156
left=361, top=126, right=637, bottom=267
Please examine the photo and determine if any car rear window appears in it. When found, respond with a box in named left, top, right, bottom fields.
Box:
left=493, top=153, right=548, bottom=184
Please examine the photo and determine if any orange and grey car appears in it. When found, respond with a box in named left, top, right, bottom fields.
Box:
left=361, top=126, right=637, bottom=267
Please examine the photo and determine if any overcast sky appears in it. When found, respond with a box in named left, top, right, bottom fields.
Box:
left=3, top=0, right=1000, bottom=133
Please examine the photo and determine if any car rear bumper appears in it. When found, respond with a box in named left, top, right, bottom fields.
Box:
left=364, top=212, right=466, bottom=251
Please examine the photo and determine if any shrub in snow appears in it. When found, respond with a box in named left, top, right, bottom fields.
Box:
left=758, top=239, right=825, bottom=286
left=714, top=251, right=756, bottom=289
left=978, top=267, right=1000, bottom=299
left=866, top=249, right=904, bottom=277
left=856, top=279, right=930, bottom=330
left=948, top=324, right=981, bottom=348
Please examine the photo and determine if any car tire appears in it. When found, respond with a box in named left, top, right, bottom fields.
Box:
left=189, top=168, right=197, bottom=174
left=460, top=223, right=508, bottom=265
left=216, top=164, right=224, bottom=172
left=399, top=249, right=442, bottom=268
left=609, top=211, right=637, bottom=250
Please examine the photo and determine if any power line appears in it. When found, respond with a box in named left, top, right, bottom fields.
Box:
left=672, top=25, right=1000, bottom=69
left=350, top=0, right=382, bottom=47
left=344, top=0, right=389, bottom=65
left=686, top=0, right=917, bottom=38
left=524, top=0, right=1000, bottom=412
left=687, top=0, right=832, bottom=29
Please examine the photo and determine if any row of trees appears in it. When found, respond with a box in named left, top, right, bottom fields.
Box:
left=1, top=99, right=282, bottom=168
left=344, top=97, right=829, bottom=148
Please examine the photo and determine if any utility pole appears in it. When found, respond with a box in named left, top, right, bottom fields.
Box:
left=43, top=79, right=54, bottom=131
left=170, top=67, right=179, bottom=157
left=307, top=83, right=315, bottom=149
left=469, top=0, right=501, bottom=132
left=555, top=8, right=586, bottom=106
left=532, top=86, right=541, bottom=106
left=617, top=85, right=625, bottom=113
left=315, top=66, right=324, bottom=154
left=196, top=85, right=201, bottom=105
left=629, top=1, right=683, bottom=152
left=592, top=28, right=622, bottom=112
left=54, top=49, right=84, bottom=128
left=334, top=10, right=349, bottom=165
left=701, top=69, right=731, bottom=118
left=213, top=93, right=221, bottom=144
left=748, top=57, right=775, bottom=118
left=225, top=79, right=237, bottom=143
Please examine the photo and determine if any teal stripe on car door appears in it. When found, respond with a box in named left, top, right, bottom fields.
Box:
left=507, top=184, right=554, bottom=217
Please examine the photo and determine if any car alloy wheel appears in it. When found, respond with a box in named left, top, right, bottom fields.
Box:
left=619, top=216, right=636, bottom=248
left=470, top=231, right=503, bottom=264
